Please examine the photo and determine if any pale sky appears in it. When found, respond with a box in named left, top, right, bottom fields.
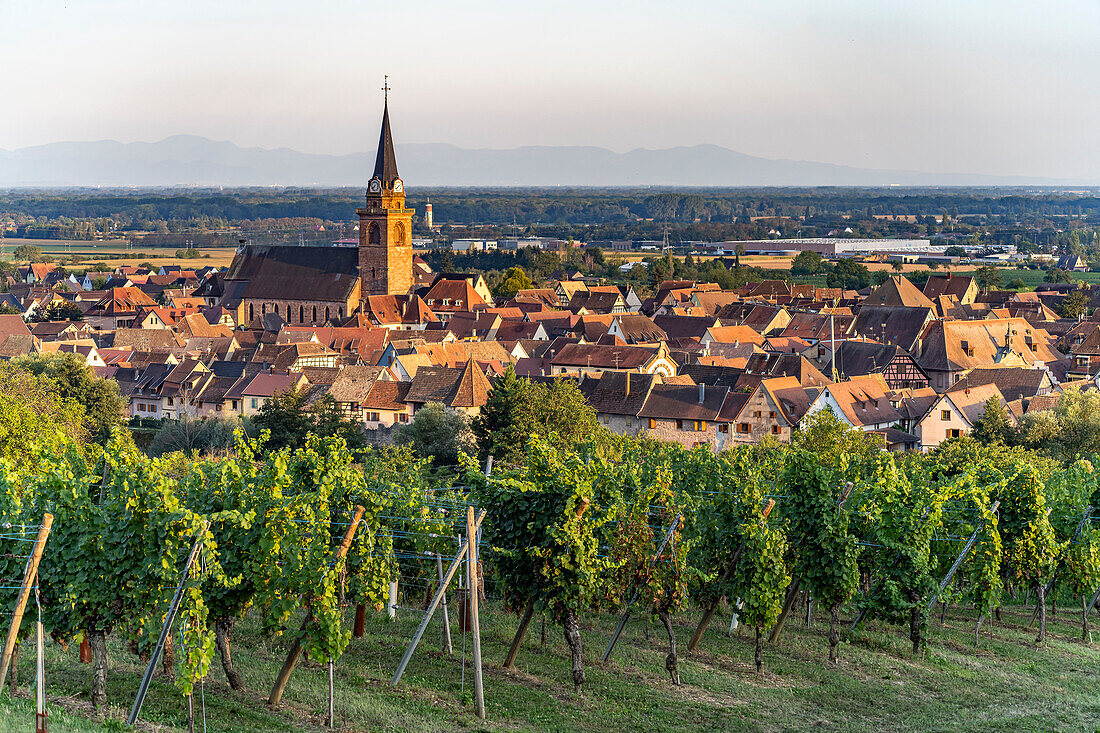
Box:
left=2, top=0, right=1098, bottom=178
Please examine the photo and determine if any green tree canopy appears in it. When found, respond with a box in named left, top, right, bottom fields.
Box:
left=395, top=402, right=474, bottom=467
left=13, top=353, right=123, bottom=445
left=790, top=250, right=823, bottom=276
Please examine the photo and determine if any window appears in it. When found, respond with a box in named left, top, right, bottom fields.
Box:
left=948, top=429, right=962, bottom=438
left=215, top=404, right=222, bottom=412
left=719, top=424, right=729, bottom=433
left=737, top=423, right=751, bottom=434
left=299, top=306, right=304, bottom=323
left=231, top=400, right=238, bottom=410
left=149, top=404, right=156, bottom=413
left=699, top=421, right=708, bottom=431
left=368, top=223, right=381, bottom=245
left=769, top=411, right=776, bottom=419
left=676, top=419, right=684, bottom=430
left=772, top=425, right=781, bottom=435
left=137, top=403, right=145, bottom=412
left=648, top=418, right=656, bottom=429
left=940, top=409, right=951, bottom=421
left=369, top=412, right=380, bottom=422
left=397, top=413, right=409, bottom=423
left=753, top=410, right=762, bottom=418
left=313, top=306, right=318, bottom=322
left=251, top=398, right=258, bottom=409
left=167, top=397, right=174, bottom=406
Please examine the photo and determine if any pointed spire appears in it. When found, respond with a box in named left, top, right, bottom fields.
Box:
left=372, top=78, right=399, bottom=187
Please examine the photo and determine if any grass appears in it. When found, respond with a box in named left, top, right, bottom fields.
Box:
left=4, top=597, right=1100, bottom=732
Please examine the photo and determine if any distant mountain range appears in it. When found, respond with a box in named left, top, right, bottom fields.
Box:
left=0, top=135, right=1078, bottom=187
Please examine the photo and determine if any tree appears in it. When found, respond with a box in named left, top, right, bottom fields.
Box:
left=970, top=398, right=1014, bottom=446
left=1060, top=289, right=1088, bottom=319
left=1045, top=267, right=1074, bottom=284
left=395, top=402, right=474, bottom=466
left=493, top=266, right=534, bottom=299
left=944, top=245, right=967, bottom=258
left=12, top=244, right=43, bottom=261
left=928, top=261, right=940, bottom=271
left=1007, top=278, right=1026, bottom=290
left=974, top=266, right=1002, bottom=290
left=471, top=366, right=528, bottom=462
left=1017, top=388, right=1100, bottom=462
left=472, top=369, right=603, bottom=465
left=252, top=389, right=366, bottom=453
left=826, top=259, right=872, bottom=290
left=790, top=250, right=823, bottom=276
left=149, top=416, right=239, bottom=456
left=891, top=260, right=904, bottom=272
left=13, top=353, right=123, bottom=445
left=32, top=301, right=84, bottom=322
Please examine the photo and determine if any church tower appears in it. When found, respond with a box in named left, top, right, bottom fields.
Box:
left=358, top=82, right=413, bottom=296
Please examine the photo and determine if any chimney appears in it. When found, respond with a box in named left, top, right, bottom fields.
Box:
left=625, top=372, right=631, bottom=397
left=698, top=382, right=705, bottom=404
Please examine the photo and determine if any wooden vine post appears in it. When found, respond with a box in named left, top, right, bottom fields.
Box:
left=467, top=505, right=486, bottom=720
left=391, top=509, right=487, bottom=702
left=0, top=513, right=53, bottom=692
left=268, top=505, right=365, bottom=708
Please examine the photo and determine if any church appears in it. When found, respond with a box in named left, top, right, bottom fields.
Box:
left=221, top=90, right=414, bottom=326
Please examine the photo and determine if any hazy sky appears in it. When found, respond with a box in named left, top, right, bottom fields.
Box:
left=3, top=0, right=1098, bottom=178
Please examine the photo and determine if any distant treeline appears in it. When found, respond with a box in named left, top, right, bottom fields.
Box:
left=3, top=187, right=1100, bottom=228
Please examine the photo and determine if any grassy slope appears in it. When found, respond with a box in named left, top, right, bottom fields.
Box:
left=4, top=599, right=1099, bottom=733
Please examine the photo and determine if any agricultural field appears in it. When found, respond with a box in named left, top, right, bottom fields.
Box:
left=0, top=238, right=238, bottom=270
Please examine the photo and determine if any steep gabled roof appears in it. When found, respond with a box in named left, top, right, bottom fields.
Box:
left=863, top=276, right=935, bottom=308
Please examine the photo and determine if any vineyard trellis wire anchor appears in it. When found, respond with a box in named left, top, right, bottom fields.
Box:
left=688, top=499, right=775, bottom=652
left=268, top=505, right=366, bottom=708
left=601, top=513, right=683, bottom=663
left=391, top=508, right=487, bottom=688
left=1028, top=506, right=1092, bottom=629
left=926, top=500, right=1000, bottom=614
left=0, top=512, right=53, bottom=694
left=127, top=521, right=208, bottom=727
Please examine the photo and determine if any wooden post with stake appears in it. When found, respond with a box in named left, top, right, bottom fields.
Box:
left=466, top=506, right=486, bottom=719
left=391, top=509, right=487, bottom=687
left=268, top=505, right=365, bottom=708
left=0, top=513, right=53, bottom=693
left=127, top=521, right=208, bottom=726
left=436, top=553, right=453, bottom=654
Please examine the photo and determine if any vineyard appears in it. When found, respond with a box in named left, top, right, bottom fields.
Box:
left=1, top=418, right=1100, bottom=731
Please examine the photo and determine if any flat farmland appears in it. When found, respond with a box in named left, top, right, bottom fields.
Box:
left=0, top=238, right=238, bottom=269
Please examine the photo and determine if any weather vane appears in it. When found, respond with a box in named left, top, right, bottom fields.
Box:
left=382, top=75, right=390, bottom=103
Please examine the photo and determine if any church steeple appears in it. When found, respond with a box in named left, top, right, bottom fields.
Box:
left=358, top=77, right=412, bottom=298
left=369, top=76, right=401, bottom=194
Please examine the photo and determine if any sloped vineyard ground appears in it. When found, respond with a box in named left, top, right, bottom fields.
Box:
left=2, top=598, right=1098, bottom=732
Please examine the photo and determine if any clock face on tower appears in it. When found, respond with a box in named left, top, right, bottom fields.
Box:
left=393, top=179, right=404, bottom=193
left=369, top=178, right=381, bottom=194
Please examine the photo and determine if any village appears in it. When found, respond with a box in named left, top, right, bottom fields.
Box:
left=0, top=245, right=1091, bottom=455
